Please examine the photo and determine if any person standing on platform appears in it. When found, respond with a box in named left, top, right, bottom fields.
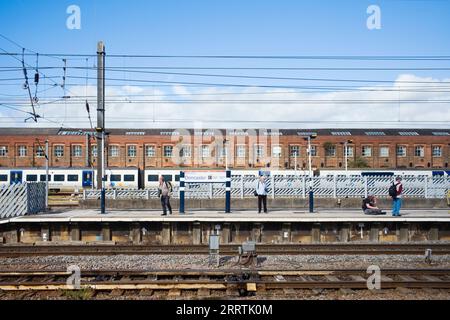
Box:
left=255, top=175, right=269, bottom=213
left=390, top=176, right=403, bottom=217
left=158, top=176, right=173, bottom=216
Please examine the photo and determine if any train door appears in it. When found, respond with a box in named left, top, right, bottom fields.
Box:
left=82, top=170, right=94, bottom=188
left=138, top=168, right=144, bottom=189
left=10, top=171, right=23, bottom=184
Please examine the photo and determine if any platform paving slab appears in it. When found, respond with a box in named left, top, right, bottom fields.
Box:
left=4, top=208, right=449, bottom=223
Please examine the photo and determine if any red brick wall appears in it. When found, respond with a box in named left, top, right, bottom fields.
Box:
left=0, top=133, right=449, bottom=170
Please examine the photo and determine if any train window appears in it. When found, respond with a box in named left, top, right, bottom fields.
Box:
left=148, top=175, right=159, bottom=182
left=175, top=175, right=180, bottom=181
left=0, top=174, right=7, bottom=181
left=162, top=175, right=172, bottom=182
left=68, top=175, right=79, bottom=182
left=26, top=174, right=38, bottom=182
left=110, top=175, right=121, bottom=182
left=124, top=175, right=135, bottom=182
left=40, top=175, right=51, bottom=182
left=54, top=175, right=65, bottom=182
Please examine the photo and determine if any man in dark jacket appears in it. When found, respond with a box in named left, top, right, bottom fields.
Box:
left=362, top=195, right=385, bottom=215
left=158, top=176, right=173, bottom=216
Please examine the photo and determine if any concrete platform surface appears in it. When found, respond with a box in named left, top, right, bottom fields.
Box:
left=3, top=208, right=450, bottom=223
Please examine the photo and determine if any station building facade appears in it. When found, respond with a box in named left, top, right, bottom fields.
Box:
left=0, top=128, right=449, bottom=171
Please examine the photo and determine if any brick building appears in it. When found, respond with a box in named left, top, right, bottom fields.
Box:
left=0, top=128, right=449, bottom=171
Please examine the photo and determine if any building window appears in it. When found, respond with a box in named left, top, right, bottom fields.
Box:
left=396, top=146, right=407, bottom=157
left=362, top=146, right=372, bottom=157
left=309, top=145, right=317, bottom=157
left=35, top=146, right=45, bottom=158
left=145, top=145, right=156, bottom=157
left=325, top=145, right=336, bottom=157
left=91, top=145, right=97, bottom=158
left=272, top=145, right=282, bottom=158
left=164, top=145, right=173, bottom=157
left=414, top=146, right=425, bottom=157
left=54, top=145, right=64, bottom=158
left=432, top=146, right=442, bottom=157
left=344, top=146, right=354, bottom=157
left=379, top=146, right=389, bottom=157
left=254, top=144, right=264, bottom=158
left=0, top=146, right=8, bottom=157
left=127, top=145, right=137, bottom=158
left=290, top=145, right=300, bottom=157
left=200, top=145, right=210, bottom=158
left=180, top=145, right=192, bottom=158
left=71, top=145, right=82, bottom=157
left=109, top=145, right=120, bottom=157
left=18, top=145, right=27, bottom=157
left=236, top=145, right=246, bottom=158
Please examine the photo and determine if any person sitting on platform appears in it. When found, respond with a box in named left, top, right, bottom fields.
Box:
left=362, top=195, right=386, bottom=215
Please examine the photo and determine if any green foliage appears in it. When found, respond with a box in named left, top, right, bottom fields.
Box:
left=61, top=288, right=94, bottom=300
left=348, top=156, right=369, bottom=168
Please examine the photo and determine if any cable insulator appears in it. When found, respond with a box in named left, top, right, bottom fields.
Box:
left=34, top=72, right=39, bottom=84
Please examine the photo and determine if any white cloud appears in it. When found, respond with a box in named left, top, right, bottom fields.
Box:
left=2, top=74, right=449, bottom=129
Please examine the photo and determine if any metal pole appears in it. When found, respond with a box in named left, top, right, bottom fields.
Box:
left=225, top=170, right=231, bottom=213
left=179, top=171, right=185, bottom=214
left=344, top=142, right=348, bottom=173
left=85, top=133, right=89, bottom=168
left=225, top=142, right=228, bottom=171
left=294, top=155, right=297, bottom=175
left=97, top=41, right=106, bottom=214
left=45, top=139, right=49, bottom=210
left=308, top=136, right=314, bottom=213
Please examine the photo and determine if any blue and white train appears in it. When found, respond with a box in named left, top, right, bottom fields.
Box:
left=0, top=168, right=448, bottom=192
left=0, top=168, right=139, bottom=192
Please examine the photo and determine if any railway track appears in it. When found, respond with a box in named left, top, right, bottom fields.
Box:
left=1, top=243, right=450, bottom=257
left=0, top=268, right=449, bottom=299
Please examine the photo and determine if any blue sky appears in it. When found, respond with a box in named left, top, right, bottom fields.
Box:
left=2, top=0, right=450, bottom=57
left=0, top=0, right=449, bottom=128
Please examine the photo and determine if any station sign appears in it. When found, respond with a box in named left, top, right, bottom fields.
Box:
left=184, top=171, right=227, bottom=183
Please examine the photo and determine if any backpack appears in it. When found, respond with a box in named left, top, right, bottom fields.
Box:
left=388, top=183, right=397, bottom=197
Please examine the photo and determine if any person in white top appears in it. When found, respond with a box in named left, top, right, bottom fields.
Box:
left=255, top=175, right=268, bottom=213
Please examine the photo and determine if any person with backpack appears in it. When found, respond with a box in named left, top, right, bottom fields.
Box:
left=389, top=176, right=403, bottom=216
left=158, top=176, right=173, bottom=216
left=255, top=175, right=269, bottom=213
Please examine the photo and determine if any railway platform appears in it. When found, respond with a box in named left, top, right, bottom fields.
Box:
left=2, top=208, right=448, bottom=223
left=0, top=208, right=449, bottom=245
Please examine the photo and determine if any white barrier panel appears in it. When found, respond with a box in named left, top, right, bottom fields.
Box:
left=0, top=182, right=46, bottom=219
left=83, top=176, right=450, bottom=200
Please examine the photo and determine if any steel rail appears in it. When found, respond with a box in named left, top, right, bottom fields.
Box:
left=1, top=243, right=450, bottom=257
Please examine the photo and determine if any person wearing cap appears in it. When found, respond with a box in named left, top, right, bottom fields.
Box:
left=392, top=176, right=403, bottom=216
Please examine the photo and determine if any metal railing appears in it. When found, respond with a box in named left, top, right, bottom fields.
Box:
left=83, top=175, right=450, bottom=200
left=0, top=182, right=46, bottom=219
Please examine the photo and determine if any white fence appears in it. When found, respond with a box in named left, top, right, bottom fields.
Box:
left=0, top=182, right=46, bottom=219
left=83, top=175, right=450, bottom=200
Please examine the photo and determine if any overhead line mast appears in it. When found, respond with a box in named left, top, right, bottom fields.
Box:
left=96, top=41, right=106, bottom=214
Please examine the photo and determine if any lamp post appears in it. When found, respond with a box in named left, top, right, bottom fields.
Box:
left=304, top=134, right=317, bottom=213
left=341, top=139, right=353, bottom=174
left=294, top=153, right=297, bottom=176
left=223, top=139, right=228, bottom=170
